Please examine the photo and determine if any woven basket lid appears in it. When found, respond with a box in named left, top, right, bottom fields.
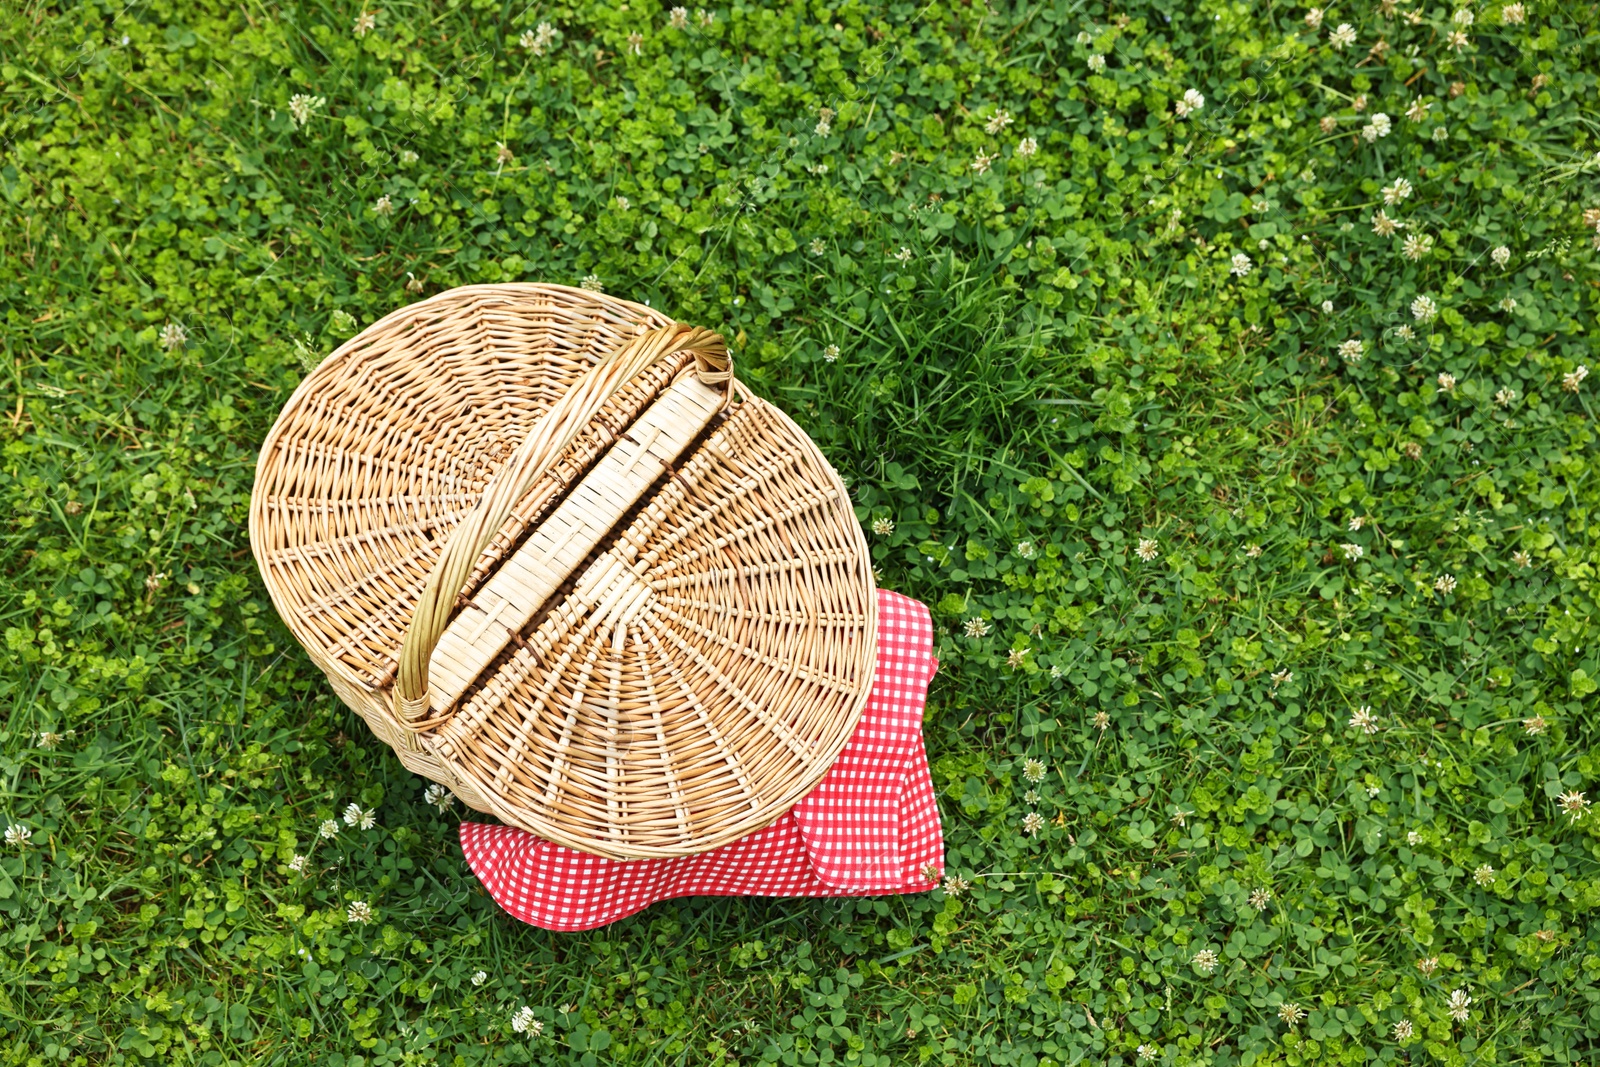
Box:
left=250, top=284, right=877, bottom=859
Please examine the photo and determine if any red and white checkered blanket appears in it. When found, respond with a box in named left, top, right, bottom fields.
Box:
left=459, top=590, right=943, bottom=931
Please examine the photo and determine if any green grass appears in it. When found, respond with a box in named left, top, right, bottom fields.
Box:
left=3, top=1, right=1600, bottom=1064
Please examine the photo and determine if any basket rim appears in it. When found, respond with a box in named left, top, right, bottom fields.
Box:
left=249, top=283, right=879, bottom=859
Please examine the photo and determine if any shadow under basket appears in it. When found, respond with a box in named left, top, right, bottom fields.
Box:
left=249, top=284, right=877, bottom=860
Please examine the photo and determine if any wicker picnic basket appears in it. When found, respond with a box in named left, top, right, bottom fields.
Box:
left=249, top=284, right=877, bottom=860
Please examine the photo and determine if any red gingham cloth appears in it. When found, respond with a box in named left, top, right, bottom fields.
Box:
left=458, top=590, right=943, bottom=932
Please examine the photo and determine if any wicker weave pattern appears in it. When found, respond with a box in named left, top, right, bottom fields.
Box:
left=250, top=284, right=877, bottom=858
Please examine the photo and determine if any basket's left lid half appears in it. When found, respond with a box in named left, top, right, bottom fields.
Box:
left=248, top=284, right=682, bottom=700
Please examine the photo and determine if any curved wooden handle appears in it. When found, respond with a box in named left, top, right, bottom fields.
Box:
left=393, top=323, right=730, bottom=726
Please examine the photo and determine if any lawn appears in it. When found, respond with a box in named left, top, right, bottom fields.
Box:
left=3, top=1, right=1600, bottom=1064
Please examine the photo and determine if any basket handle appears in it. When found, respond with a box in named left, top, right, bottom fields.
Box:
left=393, top=323, right=731, bottom=726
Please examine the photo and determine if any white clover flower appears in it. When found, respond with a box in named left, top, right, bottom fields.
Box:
left=1136, top=538, right=1160, bottom=561
left=1383, top=178, right=1413, bottom=205
left=1016, top=136, right=1038, bottom=158
left=580, top=274, right=603, bottom=292
left=1502, top=2, right=1525, bottom=22
left=511, top=1006, right=542, bottom=1035
left=36, top=731, right=61, bottom=749
left=626, top=31, right=644, bottom=55
left=347, top=900, right=373, bottom=923
left=399, top=149, right=419, bottom=166
left=1512, top=549, right=1532, bottom=568
left=696, top=8, right=714, bottom=27
left=1392, top=1019, right=1414, bottom=1040
left=359, top=808, right=377, bottom=830
left=1371, top=210, right=1400, bottom=237
left=1076, top=30, right=1092, bottom=44
left=1349, top=515, right=1365, bottom=531
left=1563, top=365, right=1589, bottom=392
left=1558, top=790, right=1591, bottom=822
left=1523, top=714, right=1547, bottom=735
left=1328, top=23, right=1357, bottom=48
left=159, top=322, right=188, bottom=351
left=1453, top=8, right=1474, bottom=25
left=963, top=617, right=991, bottom=639
left=1137, top=1045, right=1157, bottom=1064
left=871, top=516, right=894, bottom=536
left=809, top=237, right=826, bottom=255
left=892, top=246, right=913, bottom=265
left=469, top=969, right=488, bottom=986
left=1499, top=296, right=1517, bottom=312
left=1366, top=113, right=1392, bottom=140
left=1015, top=541, right=1036, bottom=559
left=1175, top=88, right=1205, bottom=117
left=1447, top=988, right=1472, bottom=1021
left=521, top=22, right=558, bottom=55
left=971, top=149, right=995, bottom=174
left=1022, top=811, right=1045, bottom=836
left=1349, top=705, right=1379, bottom=732
left=342, top=803, right=363, bottom=826
left=1406, top=97, right=1430, bottom=122
left=1406, top=830, right=1423, bottom=845
left=1088, top=53, right=1107, bottom=72
left=1490, top=244, right=1511, bottom=268
left=985, top=109, right=1013, bottom=134
left=1192, top=948, right=1219, bottom=974
left=1230, top=252, right=1253, bottom=277
left=1338, top=339, right=1364, bottom=363
left=1417, top=956, right=1440, bottom=976
left=288, top=854, right=309, bottom=873
left=1092, top=710, right=1111, bottom=730
left=1447, top=29, right=1470, bottom=50
left=1305, top=7, right=1325, bottom=29
left=1432, top=125, right=1449, bottom=142
left=424, top=783, right=456, bottom=810
left=1023, top=758, right=1047, bottom=784
left=1270, top=669, right=1292, bottom=686
left=1434, top=573, right=1457, bottom=594
left=1395, top=325, right=1416, bottom=341
left=1403, top=232, right=1434, bottom=260
left=319, top=819, right=340, bottom=839
left=1024, top=789, right=1041, bottom=805
left=1411, top=294, right=1438, bottom=321
left=1278, top=1002, right=1306, bottom=1025
left=823, top=343, right=840, bottom=362
left=1341, top=543, right=1365, bottom=563
left=814, top=106, right=834, bottom=136
left=353, top=11, right=376, bottom=37
left=5, top=824, right=32, bottom=848
left=288, top=94, right=325, bottom=127
left=1494, top=387, right=1517, bottom=407
left=373, top=194, right=393, bottom=218
left=1246, top=543, right=1262, bottom=557
left=1249, top=887, right=1272, bottom=911
left=1321, top=299, right=1335, bottom=313
left=942, top=874, right=971, bottom=896
left=669, top=6, right=689, bottom=28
